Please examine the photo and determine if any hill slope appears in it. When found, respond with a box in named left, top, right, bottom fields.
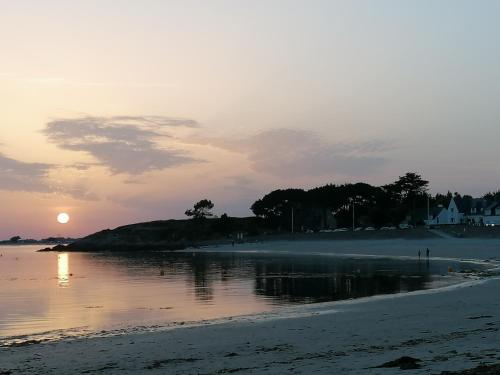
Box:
left=44, top=217, right=264, bottom=252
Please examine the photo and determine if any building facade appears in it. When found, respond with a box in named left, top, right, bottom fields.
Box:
left=426, top=197, right=500, bottom=226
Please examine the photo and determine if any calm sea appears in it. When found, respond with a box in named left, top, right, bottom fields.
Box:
left=0, top=245, right=479, bottom=344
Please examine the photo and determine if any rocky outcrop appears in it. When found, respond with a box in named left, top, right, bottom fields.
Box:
left=38, top=217, right=263, bottom=252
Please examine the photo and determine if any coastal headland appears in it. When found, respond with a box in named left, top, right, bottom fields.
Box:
left=37, top=216, right=500, bottom=253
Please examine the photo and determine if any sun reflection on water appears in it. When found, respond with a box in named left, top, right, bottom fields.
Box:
left=58, top=253, right=69, bottom=287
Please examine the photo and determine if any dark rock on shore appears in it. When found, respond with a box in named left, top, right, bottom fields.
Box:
left=39, top=244, right=68, bottom=252
left=375, top=356, right=422, bottom=370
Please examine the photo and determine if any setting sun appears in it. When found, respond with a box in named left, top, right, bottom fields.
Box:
left=57, top=213, right=70, bottom=224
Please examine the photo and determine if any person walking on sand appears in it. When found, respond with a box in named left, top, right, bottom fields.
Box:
left=418, top=250, right=421, bottom=260
left=426, top=248, right=430, bottom=258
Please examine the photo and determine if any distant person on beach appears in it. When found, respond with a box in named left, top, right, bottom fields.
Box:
left=418, top=250, right=421, bottom=260
left=426, top=248, right=430, bottom=258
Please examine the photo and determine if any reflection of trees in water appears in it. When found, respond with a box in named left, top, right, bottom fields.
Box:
left=89, top=252, right=435, bottom=305
left=189, top=254, right=215, bottom=302
left=252, top=257, right=432, bottom=303
left=254, top=272, right=430, bottom=303
left=93, top=252, right=251, bottom=303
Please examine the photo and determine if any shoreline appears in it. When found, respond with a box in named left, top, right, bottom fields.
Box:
left=3, top=238, right=500, bottom=374
left=0, top=263, right=488, bottom=348
left=37, top=226, right=500, bottom=254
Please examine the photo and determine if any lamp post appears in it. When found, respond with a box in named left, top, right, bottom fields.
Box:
left=427, top=193, right=430, bottom=222
left=352, top=200, right=355, bottom=231
left=349, top=197, right=355, bottom=231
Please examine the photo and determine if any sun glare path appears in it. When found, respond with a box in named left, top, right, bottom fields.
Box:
left=57, top=253, right=69, bottom=287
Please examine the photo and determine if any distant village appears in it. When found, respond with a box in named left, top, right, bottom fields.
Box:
left=0, top=236, right=77, bottom=245
left=425, top=196, right=500, bottom=227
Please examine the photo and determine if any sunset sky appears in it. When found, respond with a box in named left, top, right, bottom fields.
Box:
left=1, top=0, right=500, bottom=239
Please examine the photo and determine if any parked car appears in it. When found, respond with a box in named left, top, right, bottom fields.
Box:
left=398, top=223, right=414, bottom=229
left=333, top=228, right=349, bottom=232
left=354, top=227, right=364, bottom=232
left=364, top=227, right=376, bottom=231
left=319, top=229, right=334, bottom=233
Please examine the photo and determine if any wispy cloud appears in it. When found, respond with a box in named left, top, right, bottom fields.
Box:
left=0, top=152, right=100, bottom=201
left=123, top=178, right=146, bottom=185
left=190, top=128, right=393, bottom=178
left=61, top=186, right=100, bottom=201
left=64, top=162, right=101, bottom=171
left=43, top=116, right=200, bottom=174
left=0, top=153, right=53, bottom=193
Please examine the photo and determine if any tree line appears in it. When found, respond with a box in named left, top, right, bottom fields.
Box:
left=250, top=172, right=430, bottom=231
left=186, top=172, right=500, bottom=233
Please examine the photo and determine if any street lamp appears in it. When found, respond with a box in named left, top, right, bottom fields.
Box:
left=349, top=197, right=355, bottom=231
left=284, top=200, right=294, bottom=234
left=352, top=200, right=355, bottom=231
left=427, top=193, right=430, bottom=222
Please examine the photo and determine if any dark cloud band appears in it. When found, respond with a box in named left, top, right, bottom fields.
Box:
left=43, top=116, right=200, bottom=174
left=0, top=153, right=53, bottom=193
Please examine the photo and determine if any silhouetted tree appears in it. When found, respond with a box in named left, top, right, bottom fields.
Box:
left=9, top=236, right=21, bottom=243
left=384, top=173, right=429, bottom=225
left=251, top=189, right=307, bottom=230
left=484, top=190, right=500, bottom=202
left=185, top=199, right=214, bottom=219
left=433, top=191, right=453, bottom=207
left=383, top=172, right=428, bottom=203
left=250, top=172, right=434, bottom=230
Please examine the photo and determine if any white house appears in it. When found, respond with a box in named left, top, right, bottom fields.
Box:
left=483, top=202, right=500, bottom=226
left=425, top=197, right=465, bottom=225
left=484, top=202, right=500, bottom=216
left=466, top=198, right=487, bottom=225
left=426, top=197, right=500, bottom=226
left=447, top=198, right=465, bottom=224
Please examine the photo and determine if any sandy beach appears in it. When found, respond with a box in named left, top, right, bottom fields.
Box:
left=2, top=238, right=500, bottom=374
